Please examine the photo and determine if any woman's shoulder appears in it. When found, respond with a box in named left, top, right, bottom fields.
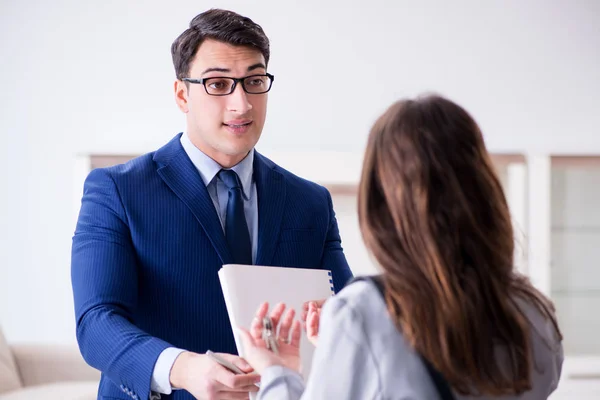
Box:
left=329, top=277, right=386, bottom=311
left=322, top=277, right=395, bottom=335
left=513, top=295, right=563, bottom=351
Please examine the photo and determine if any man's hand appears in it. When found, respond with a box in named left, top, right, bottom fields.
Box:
left=170, top=351, right=260, bottom=400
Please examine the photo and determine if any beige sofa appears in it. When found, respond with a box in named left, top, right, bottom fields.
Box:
left=0, top=327, right=100, bottom=400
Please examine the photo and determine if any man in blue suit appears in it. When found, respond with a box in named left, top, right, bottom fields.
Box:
left=71, top=8, right=353, bottom=400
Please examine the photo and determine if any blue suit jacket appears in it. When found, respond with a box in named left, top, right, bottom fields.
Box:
left=71, top=134, right=353, bottom=400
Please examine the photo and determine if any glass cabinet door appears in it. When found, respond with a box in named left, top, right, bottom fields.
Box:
left=549, top=156, right=600, bottom=399
left=551, top=157, right=600, bottom=356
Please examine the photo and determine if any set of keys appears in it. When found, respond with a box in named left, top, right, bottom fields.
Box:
left=261, top=316, right=279, bottom=354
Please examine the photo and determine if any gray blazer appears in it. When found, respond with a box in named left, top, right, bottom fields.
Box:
left=257, top=279, right=563, bottom=399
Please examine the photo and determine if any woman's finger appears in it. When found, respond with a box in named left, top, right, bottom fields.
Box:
left=269, top=302, right=286, bottom=330
left=250, top=302, right=269, bottom=340
left=300, top=301, right=310, bottom=322
left=277, top=308, right=295, bottom=342
left=306, top=307, right=320, bottom=345
left=289, top=319, right=302, bottom=348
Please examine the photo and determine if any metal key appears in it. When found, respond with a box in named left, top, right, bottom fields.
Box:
left=262, top=316, right=279, bottom=355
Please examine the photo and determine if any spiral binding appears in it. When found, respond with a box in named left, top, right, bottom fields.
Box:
left=327, top=271, right=335, bottom=295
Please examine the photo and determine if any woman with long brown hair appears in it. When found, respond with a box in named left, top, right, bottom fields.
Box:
left=239, top=94, right=563, bottom=399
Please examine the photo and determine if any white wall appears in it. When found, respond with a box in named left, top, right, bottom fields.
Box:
left=0, top=0, right=599, bottom=344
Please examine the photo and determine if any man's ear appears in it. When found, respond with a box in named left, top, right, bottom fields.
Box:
left=174, top=79, right=189, bottom=113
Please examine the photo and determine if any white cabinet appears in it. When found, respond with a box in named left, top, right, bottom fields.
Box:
left=548, top=157, right=600, bottom=398
left=551, top=158, right=600, bottom=355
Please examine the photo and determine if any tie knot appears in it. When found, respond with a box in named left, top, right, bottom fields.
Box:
left=219, top=169, right=243, bottom=190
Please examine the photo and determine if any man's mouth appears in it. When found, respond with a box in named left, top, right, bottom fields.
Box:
left=223, top=120, right=253, bottom=134
left=224, top=122, right=252, bottom=128
left=224, top=119, right=253, bottom=128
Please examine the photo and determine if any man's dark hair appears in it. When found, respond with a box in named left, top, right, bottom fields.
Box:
left=171, top=9, right=270, bottom=80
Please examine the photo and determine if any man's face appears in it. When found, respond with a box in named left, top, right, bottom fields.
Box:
left=175, top=39, right=269, bottom=167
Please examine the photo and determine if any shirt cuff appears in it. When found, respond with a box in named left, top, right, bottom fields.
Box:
left=261, top=365, right=304, bottom=386
left=151, top=347, right=186, bottom=394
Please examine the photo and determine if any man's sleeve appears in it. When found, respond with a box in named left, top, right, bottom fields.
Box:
left=319, top=189, right=354, bottom=292
left=71, top=168, right=172, bottom=400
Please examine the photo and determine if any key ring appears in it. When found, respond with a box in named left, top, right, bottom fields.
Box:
left=262, top=316, right=279, bottom=354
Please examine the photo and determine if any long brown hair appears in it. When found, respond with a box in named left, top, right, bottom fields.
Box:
left=358, top=95, right=561, bottom=395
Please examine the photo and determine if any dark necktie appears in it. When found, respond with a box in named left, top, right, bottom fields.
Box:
left=218, top=169, right=252, bottom=265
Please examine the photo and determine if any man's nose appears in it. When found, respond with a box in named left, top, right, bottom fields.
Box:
left=226, top=83, right=252, bottom=114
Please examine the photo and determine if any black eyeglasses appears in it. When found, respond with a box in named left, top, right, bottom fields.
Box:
left=182, top=73, right=275, bottom=96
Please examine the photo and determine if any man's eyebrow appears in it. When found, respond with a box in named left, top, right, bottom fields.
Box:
left=247, top=63, right=266, bottom=72
left=201, top=67, right=231, bottom=75
left=200, top=63, right=266, bottom=76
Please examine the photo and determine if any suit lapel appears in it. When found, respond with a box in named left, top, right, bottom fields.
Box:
left=254, top=152, right=286, bottom=266
left=154, top=134, right=232, bottom=264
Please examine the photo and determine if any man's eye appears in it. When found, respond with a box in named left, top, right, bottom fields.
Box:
left=209, top=80, right=228, bottom=89
left=247, top=78, right=265, bottom=86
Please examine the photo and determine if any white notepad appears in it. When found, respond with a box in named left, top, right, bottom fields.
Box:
left=218, top=264, right=335, bottom=378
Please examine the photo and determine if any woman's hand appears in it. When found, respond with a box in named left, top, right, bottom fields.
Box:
left=301, top=301, right=323, bottom=346
left=238, top=302, right=302, bottom=375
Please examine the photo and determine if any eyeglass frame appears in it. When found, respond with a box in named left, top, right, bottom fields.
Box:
left=181, top=73, right=275, bottom=96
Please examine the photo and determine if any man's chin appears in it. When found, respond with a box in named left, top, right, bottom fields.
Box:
left=214, top=146, right=255, bottom=166
left=224, top=136, right=259, bottom=153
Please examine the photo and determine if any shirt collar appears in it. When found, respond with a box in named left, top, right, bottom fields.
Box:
left=180, top=132, right=254, bottom=199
